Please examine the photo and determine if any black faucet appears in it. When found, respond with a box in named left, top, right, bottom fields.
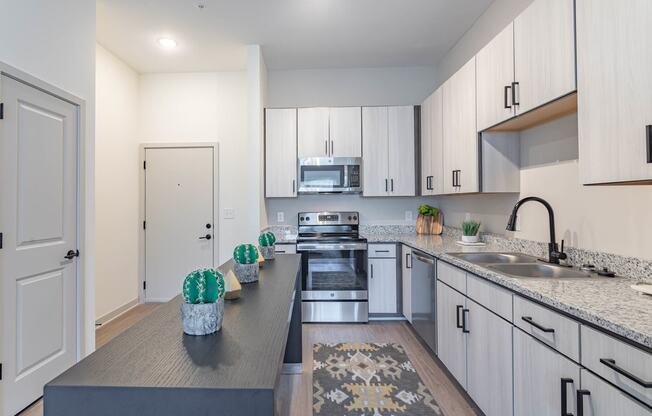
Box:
left=506, top=196, right=567, bottom=264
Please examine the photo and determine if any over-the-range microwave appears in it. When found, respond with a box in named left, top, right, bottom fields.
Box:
left=297, top=157, right=362, bottom=194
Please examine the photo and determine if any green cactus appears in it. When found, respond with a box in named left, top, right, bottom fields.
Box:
left=182, top=268, right=225, bottom=304
left=233, top=243, right=259, bottom=264
left=258, top=231, right=277, bottom=247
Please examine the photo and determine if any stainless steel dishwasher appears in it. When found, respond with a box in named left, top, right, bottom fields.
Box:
left=410, top=251, right=436, bottom=353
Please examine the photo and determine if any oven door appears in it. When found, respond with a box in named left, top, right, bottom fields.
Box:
left=298, top=242, right=368, bottom=300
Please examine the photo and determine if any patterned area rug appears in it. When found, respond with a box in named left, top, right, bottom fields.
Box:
left=313, top=343, right=444, bottom=415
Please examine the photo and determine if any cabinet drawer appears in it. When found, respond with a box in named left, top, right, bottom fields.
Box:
left=579, top=369, right=651, bottom=416
left=275, top=244, right=296, bottom=254
left=437, top=261, right=466, bottom=294
left=467, top=274, right=513, bottom=322
left=581, top=325, right=652, bottom=407
left=368, top=244, right=396, bottom=258
left=514, top=296, right=580, bottom=362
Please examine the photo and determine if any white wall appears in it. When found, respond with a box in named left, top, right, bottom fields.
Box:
left=95, top=45, right=140, bottom=321
left=138, top=71, right=249, bottom=262
left=433, top=0, right=652, bottom=260
left=0, top=0, right=97, bottom=354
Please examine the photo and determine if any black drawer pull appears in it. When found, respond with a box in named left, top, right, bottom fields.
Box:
left=456, top=305, right=463, bottom=329
left=521, top=316, right=555, bottom=333
left=646, top=125, right=651, bottom=164
left=511, top=81, right=519, bottom=106
left=576, top=390, right=590, bottom=416
left=406, top=253, right=412, bottom=269
left=374, top=250, right=390, bottom=253
left=560, top=378, right=574, bottom=416
left=462, top=308, right=470, bottom=333
left=600, top=358, right=652, bottom=388
left=504, top=85, right=512, bottom=109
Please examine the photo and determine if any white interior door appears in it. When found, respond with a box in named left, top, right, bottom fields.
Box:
left=0, top=75, right=79, bottom=416
left=144, top=147, right=215, bottom=302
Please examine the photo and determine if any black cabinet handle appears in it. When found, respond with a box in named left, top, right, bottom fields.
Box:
left=64, top=249, right=80, bottom=260
left=560, top=378, right=574, bottom=416
left=511, top=81, right=520, bottom=106
left=456, top=170, right=461, bottom=188
left=576, top=390, right=591, bottom=416
left=370, top=263, right=374, bottom=278
left=199, top=234, right=212, bottom=240
left=462, top=308, right=470, bottom=333
left=504, top=85, right=512, bottom=109
left=600, top=358, right=652, bottom=387
left=325, top=140, right=328, bottom=155
left=331, top=140, right=334, bottom=156
left=292, top=179, right=296, bottom=194
left=452, top=170, right=456, bottom=188
left=385, top=178, right=388, bottom=192
left=521, top=316, right=555, bottom=333
left=406, top=253, right=412, bottom=269
left=391, top=178, right=394, bottom=192
left=456, top=305, right=463, bottom=329
left=646, top=125, right=651, bottom=164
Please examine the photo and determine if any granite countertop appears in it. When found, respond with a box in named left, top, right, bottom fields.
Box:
left=364, top=231, right=652, bottom=350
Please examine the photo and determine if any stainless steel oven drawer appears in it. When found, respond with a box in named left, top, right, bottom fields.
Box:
left=302, top=301, right=369, bottom=323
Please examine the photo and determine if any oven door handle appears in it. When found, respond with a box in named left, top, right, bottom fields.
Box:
left=297, top=243, right=368, bottom=251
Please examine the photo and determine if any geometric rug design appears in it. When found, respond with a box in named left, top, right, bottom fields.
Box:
left=313, top=343, right=444, bottom=415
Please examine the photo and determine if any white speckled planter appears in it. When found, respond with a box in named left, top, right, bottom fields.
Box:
left=461, top=235, right=480, bottom=243
left=234, top=262, right=259, bottom=283
left=259, top=245, right=275, bottom=260
left=180, top=297, right=224, bottom=336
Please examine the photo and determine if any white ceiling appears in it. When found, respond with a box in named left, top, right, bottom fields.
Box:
left=97, top=0, right=493, bottom=73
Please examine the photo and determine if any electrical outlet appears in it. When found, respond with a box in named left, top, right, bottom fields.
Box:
left=277, top=212, right=285, bottom=223
left=405, top=211, right=413, bottom=222
left=224, top=208, right=235, bottom=219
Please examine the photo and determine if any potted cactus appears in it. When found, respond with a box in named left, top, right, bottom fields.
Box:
left=180, top=268, right=225, bottom=336
left=233, top=243, right=260, bottom=283
left=258, top=231, right=277, bottom=260
left=461, top=220, right=481, bottom=243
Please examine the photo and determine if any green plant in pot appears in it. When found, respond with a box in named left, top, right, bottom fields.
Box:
left=233, top=243, right=260, bottom=283
left=461, top=220, right=481, bottom=243
left=180, top=268, right=226, bottom=336
left=416, top=204, right=442, bottom=235
left=258, top=231, right=277, bottom=260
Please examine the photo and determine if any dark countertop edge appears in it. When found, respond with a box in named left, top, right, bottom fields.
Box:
left=374, top=238, right=652, bottom=351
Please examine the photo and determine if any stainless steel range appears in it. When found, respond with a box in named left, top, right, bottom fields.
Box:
left=297, top=211, right=368, bottom=323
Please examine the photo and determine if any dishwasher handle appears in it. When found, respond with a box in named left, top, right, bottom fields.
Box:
left=413, top=253, right=435, bottom=265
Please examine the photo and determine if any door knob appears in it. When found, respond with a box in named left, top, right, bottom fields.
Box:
left=199, top=234, right=212, bottom=240
left=64, top=249, right=80, bottom=260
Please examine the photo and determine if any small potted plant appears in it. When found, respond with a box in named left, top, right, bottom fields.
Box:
left=461, top=220, right=481, bottom=243
left=233, top=243, right=260, bottom=283
left=416, top=204, right=443, bottom=235
left=180, top=268, right=225, bottom=336
left=258, top=231, right=277, bottom=260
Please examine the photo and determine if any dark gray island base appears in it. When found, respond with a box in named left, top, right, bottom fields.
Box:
left=44, top=255, right=302, bottom=416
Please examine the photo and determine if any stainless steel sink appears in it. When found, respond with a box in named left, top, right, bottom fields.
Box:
left=448, top=252, right=538, bottom=264
left=486, top=263, right=592, bottom=279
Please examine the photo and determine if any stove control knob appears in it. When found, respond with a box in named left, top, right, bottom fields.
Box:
left=348, top=216, right=352, bottom=220
left=353, top=215, right=358, bottom=220
left=306, top=216, right=311, bottom=221
left=300, top=216, right=305, bottom=221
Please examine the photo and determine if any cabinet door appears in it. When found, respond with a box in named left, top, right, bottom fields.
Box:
left=579, top=370, right=651, bottom=416
left=466, top=299, right=513, bottom=416
left=436, top=281, right=467, bottom=387
left=577, top=0, right=652, bottom=184
left=420, top=94, right=433, bottom=195
left=514, top=329, right=581, bottom=416
left=362, top=106, right=389, bottom=196
left=368, top=258, right=397, bottom=314
left=330, top=107, right=362, bottom=158
left=388, top=106, right=416, bottom=196
left=476, top=23, right=515, bottom=131
left=265, top=109, right=297, bottom=198
left=514, top=0, right=576, bottom=115
left=443, top=57, right=478, bottom=194
left=430, top=87, right=444, bottom=195
left=298, top=107, right=329, bottom=158
left=401, top=245, right=412, bottom=322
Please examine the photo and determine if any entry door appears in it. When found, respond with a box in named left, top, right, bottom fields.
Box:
left=144, top=147, right=215, bottom=302
left=0, top=75, right=79, bottom=416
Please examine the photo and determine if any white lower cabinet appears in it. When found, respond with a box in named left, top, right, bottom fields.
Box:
left=514, top=328, right=581, bottom=416
left=579, top=370, right=651, bottom=416
left=466, top=299, right=513, bottom=416
left=436, top=281, right=467, bottom=387
left=368, top=257, right=397, bottom=314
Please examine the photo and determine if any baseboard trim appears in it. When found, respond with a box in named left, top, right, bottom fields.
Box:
left=95, top=298, right=140, bottom=326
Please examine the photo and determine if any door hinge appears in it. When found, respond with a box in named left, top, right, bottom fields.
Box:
left=143, top=221, right=146, bottom=230
left=143, top=160, right=146, bottom=169
left=0, top=103, right=4, bottom=120
left=143, top=281, right=146, bottom=291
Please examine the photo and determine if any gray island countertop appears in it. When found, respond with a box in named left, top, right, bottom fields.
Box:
left=44, top=255, right=302, bottom=416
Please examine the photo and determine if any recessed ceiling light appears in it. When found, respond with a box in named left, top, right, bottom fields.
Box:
left=157, top=38, right=178, bottom=49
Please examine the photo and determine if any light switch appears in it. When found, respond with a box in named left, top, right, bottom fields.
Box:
left=224, top=208, right=235, bottom=219
left=277, top=212, right=285, bottom=223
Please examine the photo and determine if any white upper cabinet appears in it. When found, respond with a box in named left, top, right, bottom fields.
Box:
left=514, top=0, right=576, bottom=115
left=443, top=57, right=479, bottom=194
left=265, top=108, right=297, bottom=198
left=577, top=0, right=652, bottom=184
left=421, top=88, right=444, bottom=195
left=297, top=107, right=329, bottom=158
left=329, top=107, right=362, bottom=158
left=476, top=23, right=516, bottom=132
left=362, top=106, right=416, bottom=197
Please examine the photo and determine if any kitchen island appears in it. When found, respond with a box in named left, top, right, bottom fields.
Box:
left=44, top=255, right=302, bottom=416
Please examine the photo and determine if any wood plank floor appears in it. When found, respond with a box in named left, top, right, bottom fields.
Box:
left=19, top=307, right=478, bottom=416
